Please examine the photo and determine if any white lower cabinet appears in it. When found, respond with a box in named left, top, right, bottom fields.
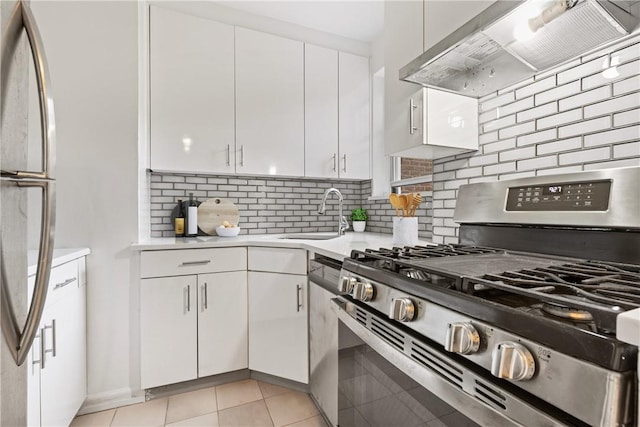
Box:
left=140, top=248, right=248, bottom=389
left=248, top=271, right=308, bottom=384
left=28, top=256, right=87, bottom=427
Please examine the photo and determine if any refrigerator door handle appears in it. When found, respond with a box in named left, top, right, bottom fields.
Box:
left=0, top=0, right=56, bottom=366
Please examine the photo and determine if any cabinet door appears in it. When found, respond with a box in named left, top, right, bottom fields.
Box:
left=141, top=276, right=197, bottom=388
left=198, top=271, right=248, bottom=377
left=305, top=44, right=339, bottom=178
left=150, top=6, right=235, bottom=174
left=339, top=52, right=370, bottom=179
left=39, top=285, right=86, bottom=427
left=235, top=27, right=304, bottom=176
left=26, top=276, right=41, bottom=427
left=248, top=272, right=308, bottom=383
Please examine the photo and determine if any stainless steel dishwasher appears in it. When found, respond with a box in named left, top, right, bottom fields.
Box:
left=308, top=255, right=343, bottom=427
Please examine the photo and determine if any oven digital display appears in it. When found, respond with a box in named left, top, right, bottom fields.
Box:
left=544, top=186, right=563, bottom=195
left=506, top=180, right=611, bottom=211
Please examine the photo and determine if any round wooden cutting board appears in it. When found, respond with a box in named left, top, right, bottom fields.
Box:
left=197, top=198, right=240, bottom=235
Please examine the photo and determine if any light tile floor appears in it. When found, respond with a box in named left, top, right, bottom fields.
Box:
left=70, top=379, right=328, bottom=427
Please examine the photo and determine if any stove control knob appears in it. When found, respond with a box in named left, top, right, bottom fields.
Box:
left=444, top=322, right=480, bottom=355
left=491, top=342, right=535, bottom=381
left=389, top=298, right=415, bottom=322
left=352, top=282, right=374, bottom=302
left=338, top=277, right=356, bottom=294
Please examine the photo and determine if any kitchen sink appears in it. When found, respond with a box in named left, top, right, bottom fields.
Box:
left=277, top=233, right=340, bottom=240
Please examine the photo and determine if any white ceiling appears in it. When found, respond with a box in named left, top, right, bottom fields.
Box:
left=217, top=1, right=384, bottom=42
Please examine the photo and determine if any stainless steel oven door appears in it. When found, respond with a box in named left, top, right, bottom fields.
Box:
left=333, top=297, right=572, bottom=427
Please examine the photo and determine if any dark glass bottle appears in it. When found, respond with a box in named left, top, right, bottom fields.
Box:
left=175, top=199, right=185, bottom=237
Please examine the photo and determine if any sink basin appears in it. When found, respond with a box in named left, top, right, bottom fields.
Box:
left=277, top=233, right=340, bottom=241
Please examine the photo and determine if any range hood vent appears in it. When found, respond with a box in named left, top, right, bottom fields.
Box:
left=400, top=0, right=639, bottom=98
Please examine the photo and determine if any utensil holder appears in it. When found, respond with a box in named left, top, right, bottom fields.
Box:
left=392, top=217, right=418, bottom=247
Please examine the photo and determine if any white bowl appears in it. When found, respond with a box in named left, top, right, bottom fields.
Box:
left=216, top=226, right=240, bottom=237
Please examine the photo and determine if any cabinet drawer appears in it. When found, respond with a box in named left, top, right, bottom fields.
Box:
left=248, top=247, right=307, bottom=275
left=141, top=247, right=247, bottom=278
left=46, top=260, right=79, bottom=307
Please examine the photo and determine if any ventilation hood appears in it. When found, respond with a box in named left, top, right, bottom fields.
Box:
left=400, top=0, right=639, bottom=98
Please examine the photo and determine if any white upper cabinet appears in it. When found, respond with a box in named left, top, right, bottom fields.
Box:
left=304, top=44, right=339, bottom=179
left=149, top=6, right=235, bottom=174
left=338, top=52, right=370, bottom=179
left=235, top=27, right=304, bottom=177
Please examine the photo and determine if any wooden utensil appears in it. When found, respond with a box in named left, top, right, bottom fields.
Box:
left=389, top=194, right=400, bottom=217
left=410, top=193, right=422, bottom=217
left=398, top=194, right=410, bottom=217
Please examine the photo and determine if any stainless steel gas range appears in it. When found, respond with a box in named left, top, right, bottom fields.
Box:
left=334, top=167, right=640, bottom=427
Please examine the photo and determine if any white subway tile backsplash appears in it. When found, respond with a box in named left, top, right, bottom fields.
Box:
left=558, top=86, right=610, bottom=112
left=535, top=81, right=581, bottom=105
left=582, top=60, right=640, bottom=90
left=499, top=171, right=536, bottom=180
left=584, top=92, right=640, bottom=118
left=515, top=76, right=555, bottom=99
left=499, top=97, right=534, bottom=117
left=536, top=137, right=582, bottom=155
left=456, top=166, right=483, bottom=178
left=479, top=109, right=498, bottom=124
left=480, top=92, right=515, bottom=112
left=517, top=129, right=556, bottom=146
left=444, top=179, right=468, bottom=190
left=433, top=190, right=456, bottom=200
left=443, top=159, right=470, bottom=172
left=536, top=108, right=582, bottom=130
left=614, top=108, right=640, bottom=127
left=558, top=116, right=611, bottom=138
left=614, top=141, right=640, bottom=158
left=557, top=56, right=606, bottom=84
left=516, top=102, right=558, bottom=122
left=517, top=155, right=557, bottom=171
left=469, top=176, right=495, bottom=184
left=559, top=147, right=610, bottom=165
left=535, top=58, right=581, bottom=80
left=536, top=165, right=583, bottom=176
left=479, top=131, right=499, bottom=144
left=583, top=158, right=640, bottom=170
left=613, top=76, right=640, bottom=95
left=499, top=146, right=536, bottom=162
left=613, top=42, right=640, bottom=64
left=482, top=114, right=516, bottom=132
left=484, top=162, right=516, bottom=175
left=468, top=154, right=499, bottom=167
left=584, top=125, right=640, bottom=147
left=483, top=138, right=516, bottom=153
left=499, top=121, right=536, bottom=139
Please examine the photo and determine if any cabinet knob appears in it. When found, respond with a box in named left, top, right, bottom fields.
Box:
left=491, top=342, right=535, bottom=381
left=444, top=322, right=480, bottom=355
left=389, top=298, right=415, bottom=322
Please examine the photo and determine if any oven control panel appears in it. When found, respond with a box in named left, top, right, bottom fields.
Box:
left=505, top=179, right=611, bottom=211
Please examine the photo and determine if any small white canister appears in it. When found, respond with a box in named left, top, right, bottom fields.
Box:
left=392, top=217, right=419, bottom=247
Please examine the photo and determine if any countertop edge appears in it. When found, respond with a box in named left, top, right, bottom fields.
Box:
left=28, top=247, right=92, bottom=276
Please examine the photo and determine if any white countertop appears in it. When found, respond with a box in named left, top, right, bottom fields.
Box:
left=133, top=232, right=432, bottom=261
left=28, top=247, right=91, bottom=276
left=617, top=308, right=640, bottom=346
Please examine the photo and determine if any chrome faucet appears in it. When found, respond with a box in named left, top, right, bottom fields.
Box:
left=318, top=187, right=349, bottom=236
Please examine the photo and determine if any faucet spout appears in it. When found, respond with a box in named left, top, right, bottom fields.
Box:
left=318, top=188, right=349, bottom=236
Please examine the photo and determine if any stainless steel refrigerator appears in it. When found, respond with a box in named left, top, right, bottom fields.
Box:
left=1, top=1, right=56, bottom=425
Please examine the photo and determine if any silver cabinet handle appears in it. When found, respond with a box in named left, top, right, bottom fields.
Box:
left=342, top=155, right=347, bottom=173
left=409, top=98, right=418, bottom=135
left=187, top=285, right=191, bottom=312
left=202, top=282, right=208, bottom=311
left=296, top=284, right=303, bottom=312
left=332, top=153, right=337, bottom=172
left=53, top=277, right=76, bottom=290
left=0, top=1, right=57, bottom=366
left=180, top=260, right=211, bottom=266
left=240, top=145, right=244, bottom=167
left=42, top=319, right=56, bottom=369
left=226, top=144, right=231, bottom=166
left=31, top=331, right=42, bottom=373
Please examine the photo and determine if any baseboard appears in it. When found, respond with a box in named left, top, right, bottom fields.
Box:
left=78, top=388, right=144, bottom=415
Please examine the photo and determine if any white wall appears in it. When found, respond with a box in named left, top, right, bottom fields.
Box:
left=30, top=0, right=139, bottom=404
